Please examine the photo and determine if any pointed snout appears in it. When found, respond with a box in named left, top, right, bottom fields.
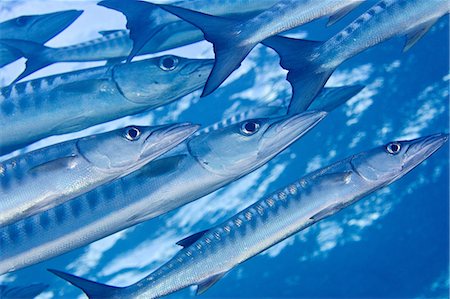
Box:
left=141, top=123, right=199, bottom=158
left=404, top=133, right=448, bottom=167
left=261, top=111, right=327, bottom=152
left=157, top=122, right=200, bottom=142
left=275, top=110, right=327, bottom=134
left=179, top=59, right=214, bottom=76
left=41, top=9, right=83, bottom=30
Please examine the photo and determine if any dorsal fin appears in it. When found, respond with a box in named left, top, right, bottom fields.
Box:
left=176, top=230, right=209, bottom=248
left=196, top=272, right=228, bottom=295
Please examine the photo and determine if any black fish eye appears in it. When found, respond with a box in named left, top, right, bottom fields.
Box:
left=159, top=56, right=178, bottom=71
left=386, top=142, right=401, bottom=155
left=15, top=16, right=27, bottom=26
left=240, top=121, right=260, bottom=135
left=124, top=127, right=141, bottom=141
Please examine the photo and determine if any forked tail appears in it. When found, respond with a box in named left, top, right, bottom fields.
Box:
left=263, top=36, right=336, bottom=114
left=0, top=39, right=57, bottom=83
left=155, top=4, right=258, bottom=97
left=98, top=0, right=171, bottom=62
left=49, top=269, right=121, bottom=299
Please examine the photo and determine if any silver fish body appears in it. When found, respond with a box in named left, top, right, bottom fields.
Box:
left=156, top=0, right=362, bottom=96
left=0, top=55, right=212, bottom=155
left=52, top=134, right=447, bottom=298
left=0, top=123, right=198, bottom=227
left=2, top=0, right=278, bottom=82
left=318, top=0, right=450, bottom=69
left=99, top=0, right=279, bottom=60
left=0, top=10, right=82, bottom=67
left=0, top=111, right=326, bottom=274
left=263, top=0, right=449, bottom=113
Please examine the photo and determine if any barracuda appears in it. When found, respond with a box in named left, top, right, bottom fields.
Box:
left=0, top=123, right=198, bottom=227
left=2, top=0, right=278, bottom=82
left=155, top=0, right=362, bottom=96
left=0, top=10, right=82, bottom=68
left=0, top=55, right=213, bottom=155
left=51, top=134, right=448, bottom=298
left=262, top=0, right=450, bottom=113
left=0, top=111, right=326, bottom=275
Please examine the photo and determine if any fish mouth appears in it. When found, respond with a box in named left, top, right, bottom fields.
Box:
left=141, top=123, right=199, bottom=158
left=36, top=10, right=83, bottom=33
left=403, top=133, right=448, bottom=170
left=260, top=111, right=327, bottom=156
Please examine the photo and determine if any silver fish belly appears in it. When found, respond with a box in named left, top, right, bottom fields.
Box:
left=0, top=55, right=212, bottom=155
left=0, top=112, right=325, bottom=274
left=111, top=134, right=447, bottom=298
left=0, top=123, right=197, bottom=227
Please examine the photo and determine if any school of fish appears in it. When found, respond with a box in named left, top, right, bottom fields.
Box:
left=0, top=1, right=448, bottom=298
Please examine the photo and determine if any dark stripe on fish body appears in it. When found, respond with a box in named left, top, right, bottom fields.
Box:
left=39, top=212, right=51, bottom=230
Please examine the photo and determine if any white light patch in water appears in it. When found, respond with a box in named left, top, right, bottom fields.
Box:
left=66, top=229, right=129, bottom=276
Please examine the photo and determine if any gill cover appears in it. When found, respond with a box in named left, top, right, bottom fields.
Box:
left=112, top=55, right=211, bottom=104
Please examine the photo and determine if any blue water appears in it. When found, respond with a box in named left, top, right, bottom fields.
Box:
left=0, top=2, right=449, bottom=299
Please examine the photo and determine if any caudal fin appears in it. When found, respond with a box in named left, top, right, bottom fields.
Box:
left=263, top=35, right=335, bottom=114
left=156, top=4, right=256, bottom=97
left=0, top=39, right=55, bottom=83
left=49, top=269, right=121, bottom=299
left=99, top=0, right=167, bottom=62
left=311, top=85, right=365, bottom=112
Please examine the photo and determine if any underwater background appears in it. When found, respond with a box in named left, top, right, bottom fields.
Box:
left=0, top=1, right=449, bottom=298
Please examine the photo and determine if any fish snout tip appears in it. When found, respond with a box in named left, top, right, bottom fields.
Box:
left=279, top=110, right=327, bottom=132
left=164, top=122, right=200, bottom=139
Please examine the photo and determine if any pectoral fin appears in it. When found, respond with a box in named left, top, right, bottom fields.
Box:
left=52, top=78, right=112, bottom=95
left=403, top=18, right=438, bottom=52
left=176, top=230, right=209, bottom=248
left=309, top=203, right=345, bottom=222
left=137, top=154, right=187, bottom=178
left=28, top=156, right=77, bottom=175
left=197, top=272, right=228, bottom=295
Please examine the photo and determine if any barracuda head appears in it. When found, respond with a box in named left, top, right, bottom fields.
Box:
left=77, top=123, right=198, bottom=172
left=113, top=55, right=214, bottom=105
left=0, top=10, right=82, bottom=42
left=187, top=111, right=327, bottom=177
left=350, top=133, right=448, bottom=184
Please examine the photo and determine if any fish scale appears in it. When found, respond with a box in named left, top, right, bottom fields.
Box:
left=318, top=0, right=449, bottom=68
left=0, top=123, right=198, bottom=227
left=0, top=112, right=326, bottom=275
left=91, top=134, right=447, bottom=299
left=0, top=55, right=212, bottom=155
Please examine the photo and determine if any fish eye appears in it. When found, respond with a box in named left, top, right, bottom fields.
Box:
left=159, top=56, right=178, bottom=71
left=386, top=142, right=401, bottom=155
left=15, top=16, right=27, bottom=26
left=240, top=121, right=260, bottom=136
left=124, top=127, right=141, bottom=141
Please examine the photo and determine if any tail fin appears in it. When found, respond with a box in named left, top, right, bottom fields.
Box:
left=156, top=4, right=256, bottom=97
left=48, top=269, right=121, bottom=299
left=311, top=85, right=365, bottom=112
left=99, top=0, right=167, bottom=62
left=263, top=36, right=334, bottom=114
left=0, top=39, right=55, bottom=83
